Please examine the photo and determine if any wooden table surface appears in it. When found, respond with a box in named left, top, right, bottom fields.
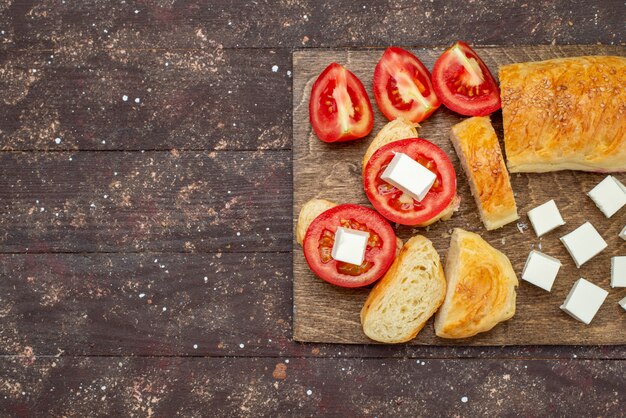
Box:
left=0, top=1, right=623, bottom=416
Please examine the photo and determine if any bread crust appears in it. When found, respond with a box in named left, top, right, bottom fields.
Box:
left=499, top=55, right=626, bottom=173
left=360, top=235, right=446, bottom=343
left=450, top=116, right=518, bottom=230
left=295, top=198, right=403, bottom=254
left=362, top=117, right=419, bottom=169
left=295, top=198, right=337, bottom=245
left=434, top=228, right=518, bottom=339
left=416, top=195, right=460, bottom=227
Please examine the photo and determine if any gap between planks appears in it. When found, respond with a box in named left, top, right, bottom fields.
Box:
left=0, top=354, right=624, bottom=361
left=0, top=250, right=292, bottom=255
left=8, top=44, right=619, bottom=53
left=0, top=149, right=293, bottom=153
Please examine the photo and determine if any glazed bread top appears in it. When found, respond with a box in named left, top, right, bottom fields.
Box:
left=499, top=55, right=626, bottom=173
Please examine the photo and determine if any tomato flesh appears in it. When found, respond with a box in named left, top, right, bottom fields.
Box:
left=364, top=138, right=456, bottom=226
left=432, top=41, right=501, bottom=116
left=310, top=63, right=374, bottom=143
left=317, top=217, right=382, bottom=276
left=385, top=67, right=431, bottom=110
left=373, top=47, right=441, bottom=123
left=375, top=154, right=443, bottom=213
left=303, top=204, right=396, bottom=288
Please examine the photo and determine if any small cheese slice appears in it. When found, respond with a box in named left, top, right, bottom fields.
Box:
left=381, top=152, right=436, bottom=202
left=527, top=200, right=565, bottom=237
left=611, top=256, right=626, bottom=288
left=587, top=175, right=626, bottom=218
left=619, top=296, right=626, bottom=311
left=331, top=227, right=369, bottom=266
left=560, top=222, right=607, bottom=268
left=620, top=225, right=626, bottom=241
left=521, top=250, right=561, bottom=292
left=560, top=278, right=608, bottom=324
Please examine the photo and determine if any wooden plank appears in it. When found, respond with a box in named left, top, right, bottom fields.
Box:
left=0, top=49, right=291, bottom=150
left=0, top=1, right=622, bottom=49
left=0, top=150, right=290, bottom=252
left=1, top=252, right=624, bottom=358
left=0, top=356, right=623, bottom=416
left=293, top=45, right=626, bottom=345
left=0, top=252, right=293, bottom=357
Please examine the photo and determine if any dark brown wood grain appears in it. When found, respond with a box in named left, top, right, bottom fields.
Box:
left=293, top=45, right=626, bottom=345
left=0, top=49, right=292, bottom=151
left=0, top=252, right=293, bottom=357
left=0, top=356, right=623, bottom=417
left=0, top=252, right=626, bottom=359
left=1, top=251, right=624, bottom=359
left=0, top=0, right=624, bottom=415
left=0, top=0, right=622, bottom=49
left=0, top=151, right=290, bottom=252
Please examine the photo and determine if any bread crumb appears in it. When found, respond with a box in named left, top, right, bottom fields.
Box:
left=272, top=363, right=287, bottom=380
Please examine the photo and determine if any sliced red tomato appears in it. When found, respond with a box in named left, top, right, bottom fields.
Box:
left=364, top=138, right=456, bottom=226
left=432, top=41, right=501, bottom=116
left=309, top=63, right=374, bottom=143
left=303, top=204, right=396, bottom=288
left=373, top=47, right=441, bottom=124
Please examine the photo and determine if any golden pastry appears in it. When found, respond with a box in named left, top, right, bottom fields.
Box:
left=450, top=116, right=519, bottom=230
left=434, top=228, right=518, bottom=339
left=499, top=55, right=626, bottom=172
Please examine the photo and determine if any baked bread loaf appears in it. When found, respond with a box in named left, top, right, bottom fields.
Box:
left=362, top=117, right=419, bottom=170
left=450, top=116, right=519, bottom=230
left=361, top=235, right=446, bottom=343
left=295, top=198, right=403, bottom=254
left=434, top=228, right=518, bottom=339
left=499, top=55, right=626, bottom=173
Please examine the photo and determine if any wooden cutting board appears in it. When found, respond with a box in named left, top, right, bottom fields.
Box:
left=292, top=45, right=626, bottom=345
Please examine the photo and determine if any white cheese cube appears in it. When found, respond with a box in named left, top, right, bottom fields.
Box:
left=611, top=256, right=626, bottom=288
left=331, top=227, right=369, bottom=266
left=380, top=152, right=436, bottom=202
left=560, top=278, right=608, bottom=324
left=560, top=222, right=607, bottom=268
left=521, top=250, right=561, bottom=292
left=619, top=296, right=626, bottom=311
left=587, top=175, right=626, bottom=218
left=620, top=225, right=626, bottom=241
left=527, top=200, right=565, bottom=237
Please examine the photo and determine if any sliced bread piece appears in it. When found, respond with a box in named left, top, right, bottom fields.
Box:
left=417, top=195, right=461, bottom=227
left=295, top=198, right=337, bottom=245
left=362, top=117, right=419, bottom=169
left=435, top=228, right=518, bottom=339
left=360, top=235, right=446, bottom=343
left=450, top=116, right=519, bottom=230
left=295, top=198, right=404, bottom=254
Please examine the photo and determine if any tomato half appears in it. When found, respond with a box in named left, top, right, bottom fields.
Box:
left=309, top=63, right=374, bottom=143
left=373, top=47, right=441, bottom=124
left=432, top=41, right=501, bottom=116
left=303, top=204, right=396, bottom=288
left=364, top=138, right=456, bottom=226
